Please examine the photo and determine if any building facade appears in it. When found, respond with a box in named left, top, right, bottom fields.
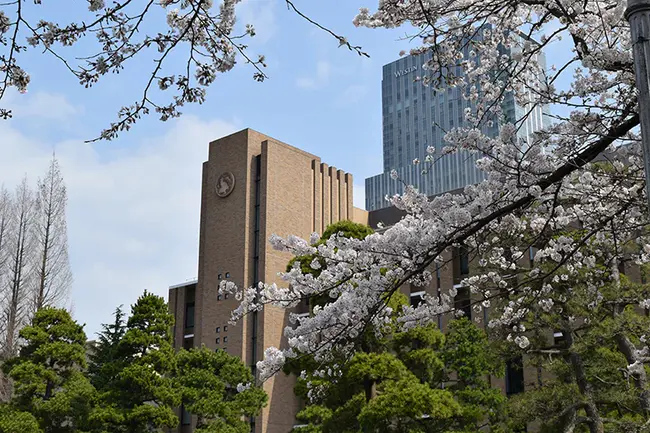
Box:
left=365, top=33, right=551, bottom=211
left=168, top=129, right=368, bottom=433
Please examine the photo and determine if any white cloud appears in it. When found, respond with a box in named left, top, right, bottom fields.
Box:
left=237, top=0, right=277, bottom=45
left=12, top=91, right=82, bottom=121
left=2, top=89, right=84, bottom=124
left=0, top=114, right=239, bottom=337
left=296, top=61, right=331, bottom=89
left=334, top=84, right=368, bottom=107
left=353, top=183, right=366, bottom=210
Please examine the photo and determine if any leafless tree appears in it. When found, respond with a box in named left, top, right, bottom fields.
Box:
left=0, top=186, right=10, bottom=280
left=0, top=178, right=36, bottom=400
left=0, top=187, right=11, bottom=402
left=1, top=177, right=36, bottom=358
left=32, top=155, right=72, bottom=313
left=0, top=186, right=11, bottom=349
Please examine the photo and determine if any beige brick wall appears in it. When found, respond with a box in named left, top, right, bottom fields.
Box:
left=170, top=129, right=359, bottom=433
left=196, top=129, right=262, bottom=364
left=255, top=137, right=358, bottom=433
left=352, top=206, right=368, bottom=225
left=258, top=138, right=318, bottom=433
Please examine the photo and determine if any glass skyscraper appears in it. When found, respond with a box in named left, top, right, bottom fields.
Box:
left=365, top=34, right=551, bottom=211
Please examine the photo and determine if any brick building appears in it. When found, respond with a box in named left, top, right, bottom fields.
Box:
left=168, top=129, right=369, bottom=433
left=168, top=128, right=533, bottom=433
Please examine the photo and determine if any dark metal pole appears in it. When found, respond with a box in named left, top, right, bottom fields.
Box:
left=626, top=0, right=650, bottom=206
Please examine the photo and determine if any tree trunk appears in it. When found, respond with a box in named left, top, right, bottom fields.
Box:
left=35, top=210, right=50, bottom=311
left=558, top=406, right=577, bottom=433
left=364, top=379, right=376, bottom=402
left=615, top=332, right=650, bottom=415
left=564, top=328, right=604, bottom=433
left=609, top=258, right=650, bottom=415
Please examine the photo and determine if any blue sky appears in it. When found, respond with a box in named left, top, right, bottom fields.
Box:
left=1, top=0, right=574, bottom=337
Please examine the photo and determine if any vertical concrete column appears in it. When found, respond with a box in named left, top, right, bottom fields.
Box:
left=321, top=163, right=330, bottom=232
left=329, top=166, right=339, bottom=223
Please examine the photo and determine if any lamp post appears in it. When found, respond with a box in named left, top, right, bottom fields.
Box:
left=626, top=0, right=650, bottom=206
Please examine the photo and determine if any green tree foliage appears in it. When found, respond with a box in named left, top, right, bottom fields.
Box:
left=0, top=292, right=266, bottom=433
left=439, top=319, right=506, bottom=432
left=91, top=291, right=179, bottom=433
left=0, top=404, right=40, bottom=433
left=1, top=307, right=95, bottom=433
left=504, top=271, right=650, bottom=432
left=289, top=313, right=505, bottom=432
left=87, top=305, right=127, bottom=392
left=175, top=347, right=267, bottom=433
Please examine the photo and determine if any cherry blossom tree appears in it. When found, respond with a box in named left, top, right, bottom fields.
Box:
left=220, top=3, right=650, bottom=432
left=0, top=0, right=266, bottom=141
left=0, top=0, right=364, bottom=142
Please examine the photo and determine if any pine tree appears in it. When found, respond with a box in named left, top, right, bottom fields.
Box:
left=93, top=291, right=179, bottom=433
left=87, top=305, right=127, bottom=392
left=1, top=307, right=95, bottom=433
left=290, top=315, right=506, bottom=432
left=175, top=347, right=267, bottom=432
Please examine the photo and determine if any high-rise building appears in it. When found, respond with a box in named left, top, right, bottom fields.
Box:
left=365, top=33, right=551, bottom=211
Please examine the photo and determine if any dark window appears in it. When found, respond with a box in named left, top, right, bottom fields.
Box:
left=225, top=293, right=229, bottom=300
left=410, top=293, right=423, bottom=307
left=217, top=294, right=222, bottom=301
left=553, top=331, right=565, bottom=347
left=506, top=356, right=525, bottom=396
left=226, top=272, right=231, bottom=278
left=454, top=286, right=472, bottom=319
left=216, top=337, right=220, bottom=344
left=223, top=336, right=228, bottom=343
left=216, top=327, right=220, bottom=333
left=218, top=273, right=222, bottom=280
left=460, top=246, right=470, bottom=275
left=183, top=337, right=194, bottom=351
left=181, top=405, right=191, bottom=425
left=224, top=325, right=228, bottom=332
left=184, top=303, right=195, bottom=329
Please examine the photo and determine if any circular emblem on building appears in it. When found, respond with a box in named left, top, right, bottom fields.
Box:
left=216, top=172, right=236, bottom=198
